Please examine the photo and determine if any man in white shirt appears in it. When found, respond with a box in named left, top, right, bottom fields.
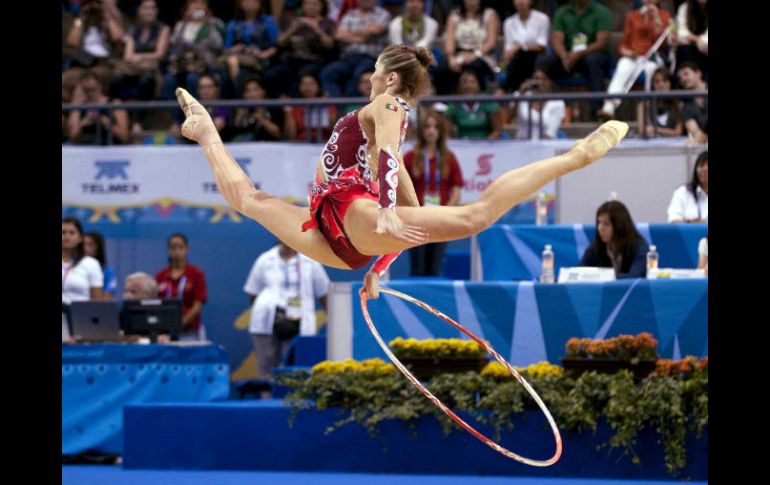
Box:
left=244, top=240, right=331, bottom=385
left=389, top=0, right=439, bottom=48
left=501, top=0, right=550, bottom=92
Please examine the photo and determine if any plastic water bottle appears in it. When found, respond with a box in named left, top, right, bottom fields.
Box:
left=541, top=244, right=555, bottom=283
left=647, top=245, right=659, bottom=270
left=536, top=193, right=548, bottom=226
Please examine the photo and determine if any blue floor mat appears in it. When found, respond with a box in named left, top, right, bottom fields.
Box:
left=62, top=466, right=706, bottom=485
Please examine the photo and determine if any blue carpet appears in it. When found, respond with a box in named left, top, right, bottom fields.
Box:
left=62, top=466, right=706, bottom=485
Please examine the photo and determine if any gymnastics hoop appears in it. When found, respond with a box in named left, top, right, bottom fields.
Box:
left=359, top=286, right=563, bottom=467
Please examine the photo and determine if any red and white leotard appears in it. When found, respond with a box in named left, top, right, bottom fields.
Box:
left=301, top=96, right=410, bottom=273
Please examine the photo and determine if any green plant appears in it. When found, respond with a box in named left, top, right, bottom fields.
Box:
left=276, top=356, right=707, bottom=478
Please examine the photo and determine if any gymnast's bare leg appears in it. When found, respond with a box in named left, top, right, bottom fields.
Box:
left=344, top=121, right=629, bottom=256
left=175, top=87, right=351, bottom=269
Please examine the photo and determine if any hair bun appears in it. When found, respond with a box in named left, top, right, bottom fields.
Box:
left=414, top=47, right=435, bottom=68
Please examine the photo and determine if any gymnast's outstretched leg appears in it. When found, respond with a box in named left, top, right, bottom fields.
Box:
left=175, top=87, right=351, bottom=269
left=345, top=121, right=629, bottom=256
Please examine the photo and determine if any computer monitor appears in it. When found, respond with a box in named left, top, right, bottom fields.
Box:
left=69, top=301, right=122, bottom=342
left=120, top=298, right=182, bottom=342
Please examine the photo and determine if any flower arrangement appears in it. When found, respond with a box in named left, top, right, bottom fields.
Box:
left=311, top=358, right=395, bottom=376
left=278, top=358, right=708, bottom=478
left=565, top=332, right=659, bottom=362
left=388, top=337, right=485, bottom=359
left=653, top=356, right=708, bottom=378
left=481, top=361, right=564, bottom=379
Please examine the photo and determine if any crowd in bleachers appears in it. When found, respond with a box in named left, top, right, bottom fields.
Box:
left=62, top=0, right=708, bottom=144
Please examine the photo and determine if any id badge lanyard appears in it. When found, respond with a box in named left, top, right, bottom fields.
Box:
left=167, top=275, right=187, bottom=300
left=423, top=151, right=441, bottom=206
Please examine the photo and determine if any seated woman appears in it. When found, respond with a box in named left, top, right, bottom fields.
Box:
left=283, top=74, right=337, bottom=142
left=580, top=200, right=649, bottom=279
left=220, top=0, right=280, bottom=93
left=511, top=68, right=565, bottom=140
left=110, top=0, right=170, bottom=101
left=635, top=67, right=683, bottom=138
left=222, top=76, right=283, bottom=142
left=445, top=69, right=502, bottom=140
left=667, top=150, right=707, bottom=223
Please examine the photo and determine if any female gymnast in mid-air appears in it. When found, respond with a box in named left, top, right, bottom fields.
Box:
left=175, top=44, right=628, bottom=298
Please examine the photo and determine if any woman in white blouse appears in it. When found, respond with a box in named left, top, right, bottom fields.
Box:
left=435, top=0, right=500, bottom=94
left=62, top=218, right=104, bottom=341
left=501, top=0, right=549, bottom=93
left=667, top=150, right=707, bottom=223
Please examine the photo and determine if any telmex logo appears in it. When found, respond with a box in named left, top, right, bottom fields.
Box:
left=83, top=160, right=138, bottom=194
left=95, top=160, right=130, bottom=180
left=475, top=154, right=493, bottom=176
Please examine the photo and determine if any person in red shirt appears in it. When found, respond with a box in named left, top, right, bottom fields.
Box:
left=403, top=110, right=464, bottom=276
left=155, top=233, right=208, bottom=340
left=598, top=0, right=671, bottom=119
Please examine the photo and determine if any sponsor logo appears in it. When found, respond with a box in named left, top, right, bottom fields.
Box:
left=462, top=154, right=494, bottom=193
left=82, top=160, right=140, bottom=194
left=475, top=154, right=493, bottom=176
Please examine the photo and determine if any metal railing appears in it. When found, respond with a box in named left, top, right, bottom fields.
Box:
left=61, top=90, right=708, bottom=145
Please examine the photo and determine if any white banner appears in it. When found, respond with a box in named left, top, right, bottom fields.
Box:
left=62, top=141, right=560, bottom=209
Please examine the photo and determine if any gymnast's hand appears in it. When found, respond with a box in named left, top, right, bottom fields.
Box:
left=364, top=271, right=380, bottom=299
left=374, top=208, right=428, bottom=245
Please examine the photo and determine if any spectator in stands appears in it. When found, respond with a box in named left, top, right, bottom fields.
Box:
left=445, top=69, right=502, bottom=139
left=84, top=232, right=118, bottom=299
left=155, top=233, right=209, bottom=341
left=243, top=239, right=330, bottom=386
left=62, top=218, right=104, bottom=341
left=404, top=110, right=464, bottom=276
left=501, top=0, right=550, bottom=94
left=676, top=61, right=707, bottom=144
left=340, top=69, right=374, bottom=115
left=263, top=0, right=337, bottom=98
left=388, top=0, right=439, bottom=48
left=580, top=200, right=649, bottom=279
left=434, top=0, right=500, bottom=95
left=123, top=272, right=159, bottom=300
left=222, top=76, right=284, bottom=141
left=667, top=149, right=707, bottom=223
left=283, top=74, right=337, bottom=142
left=673, top=0, right=707, bottom=75
left=110, top=0, right=170, bottom=101
left=195, top=74, right=229, bottom=134
left=64, top=0, right=125, bottom=80
left=596, top=0, right=670, bottom=121
left=320, top=0, right=390, bottom=97
left=163, top=0, right=225, bottom=99
left=220, top=0, right=280, bottom=94
left=66, top=71, right=130, bottom=145
left=538, top=0, right=612, bottom=119
left=512, top=67, right=565, bottom=140
left=635, top=67, right=682, bottom=138
left=697, top=236, right=707, bottom=276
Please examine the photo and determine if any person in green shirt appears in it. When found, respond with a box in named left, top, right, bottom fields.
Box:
left=445, top=69, right=503, bottom=139
left=537, top=0, right=612, bottom=118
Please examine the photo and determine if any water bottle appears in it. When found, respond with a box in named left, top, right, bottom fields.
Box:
left=647, top=245, right=659, bottom=270
left=541, top=244, right=555, bottom=283
left=536, top=193, right=548, bottom=225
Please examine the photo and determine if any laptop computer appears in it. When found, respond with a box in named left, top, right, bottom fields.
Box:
left=69, top=301, right=122, bottom=342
